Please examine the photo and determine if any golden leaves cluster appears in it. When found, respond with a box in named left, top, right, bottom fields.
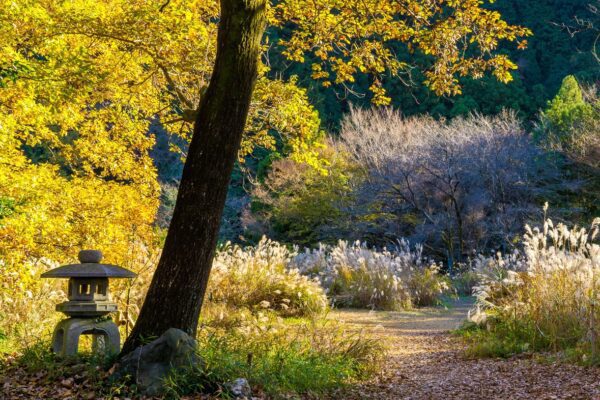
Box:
left=276, top=0, right=531, bottom=103
left=0, top=0, right=163, bottom=266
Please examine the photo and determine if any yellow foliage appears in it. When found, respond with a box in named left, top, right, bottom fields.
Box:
left=277, top=0, right=531, bottom=103
left=242, top=74, right=323, bottom=162
left=0, top=0, right=323, bottom=168
left=0, top=0, right=327, bottom=265
left=0, top=108, right=157, bottom=266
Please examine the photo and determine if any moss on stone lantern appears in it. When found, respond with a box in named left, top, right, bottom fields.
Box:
left=41, top=250, right=136, bottom=356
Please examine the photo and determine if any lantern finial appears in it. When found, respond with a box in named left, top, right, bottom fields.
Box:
left=78, top=249, right=103, bottom=263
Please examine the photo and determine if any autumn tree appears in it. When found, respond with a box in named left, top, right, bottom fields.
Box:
left=0, top=1, right=161, bottom=266
left=122, top=0, right=530, bottom=352
left=339, top=108, right=556, bottom=258
left=0, top=0, right=322, bottom=266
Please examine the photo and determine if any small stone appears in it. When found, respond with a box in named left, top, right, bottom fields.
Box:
left=60, top=378, right=74, bottom=388
left=225, top=378, right=251, bottom=399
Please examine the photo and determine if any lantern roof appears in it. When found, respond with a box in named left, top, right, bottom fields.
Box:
left=41, top=250, right=136, bottom=279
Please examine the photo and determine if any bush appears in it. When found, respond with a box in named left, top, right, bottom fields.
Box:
left=464, top=212, right=600, bottom=363
left=250, top=141, right=359, bottom=246
left=408, top=264, right=451, bottom=307
left=449, top=262, right=481, bottom=296
left=292, top=239, right=449, bottom=310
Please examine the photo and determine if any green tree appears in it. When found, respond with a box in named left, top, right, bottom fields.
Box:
left=544, top=75, right=594, bottom=132
left=251, top=143, right=357, bottom=246
left=539, top=75, right=599, bottom=168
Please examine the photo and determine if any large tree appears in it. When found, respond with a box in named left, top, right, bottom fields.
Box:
left=122, top=0, right=530, bottom=352
left=122, top=0, right=269, bottom=351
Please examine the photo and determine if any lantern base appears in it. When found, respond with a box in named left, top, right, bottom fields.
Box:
left=51, top=317, right=120, bottom=357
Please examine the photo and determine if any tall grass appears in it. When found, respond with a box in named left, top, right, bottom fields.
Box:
left=2, top=236, right=447, bottom=346
left=1, top=238, right=386, bottom=397
left=208, top=238, right=328, bottom=316
left=0, top=235, right=451, bottom=350
left=292, top=239, right=450, bottom=310
left=0, top=258, right=63, bottom=343
left=190, top=311, right=385, bottom=397
left=464, top=212, right=600, bottom=362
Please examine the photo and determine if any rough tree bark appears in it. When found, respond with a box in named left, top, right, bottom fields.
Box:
left=121, top=0, right=267, bottom=355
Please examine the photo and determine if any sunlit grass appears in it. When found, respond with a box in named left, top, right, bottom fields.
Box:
left=460, top=213, right=600, bottom=364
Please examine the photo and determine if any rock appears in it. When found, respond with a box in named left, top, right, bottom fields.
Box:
left=111, top=328, right=203, bottom=396
left=225, top=378, right=252, bottom=399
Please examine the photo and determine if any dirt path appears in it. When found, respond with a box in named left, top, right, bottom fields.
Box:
left=330, top=298, right=600, bottom=400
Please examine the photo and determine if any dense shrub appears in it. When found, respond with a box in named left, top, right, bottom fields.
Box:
left=464, top=211, right=600, bottom=362
left=292, top=239, right=449, bottom=310
left=250, top=141, right=359, bottom=246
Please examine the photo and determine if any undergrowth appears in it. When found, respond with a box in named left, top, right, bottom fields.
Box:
left=187, top=306, right=385, bottom=398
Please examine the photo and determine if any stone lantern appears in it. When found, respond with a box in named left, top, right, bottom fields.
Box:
left=41, top=250, right=136, bottom=356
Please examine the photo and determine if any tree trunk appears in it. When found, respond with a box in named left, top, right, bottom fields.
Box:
left=121, top=0, right=267, bottom=355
